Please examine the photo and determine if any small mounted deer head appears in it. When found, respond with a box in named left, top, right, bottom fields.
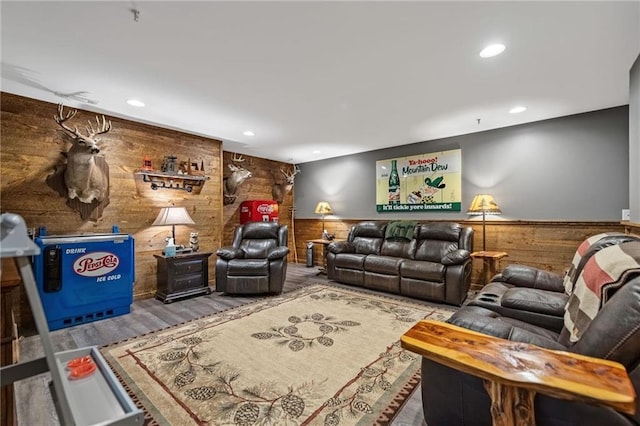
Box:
left=223, top=153, right=253, bottom=205
left=53, top=104, right=112, bottom=203
left=272, top=165, right=300, bottom=204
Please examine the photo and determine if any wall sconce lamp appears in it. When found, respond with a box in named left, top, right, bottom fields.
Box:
left=152, top=206, right=195, bottom=248
left=467, top=194, right=501, bottom=251
left=314, top=201, right=333, bottom=240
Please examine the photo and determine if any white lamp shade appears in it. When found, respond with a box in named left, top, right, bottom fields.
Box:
left=152, top=206, right=195, bottom=226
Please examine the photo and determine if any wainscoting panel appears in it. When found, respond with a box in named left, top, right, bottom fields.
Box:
left=293, top=219, right=624, bottom=285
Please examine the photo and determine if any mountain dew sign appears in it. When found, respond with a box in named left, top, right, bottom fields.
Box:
left=376, top=149, right=462, bottom=213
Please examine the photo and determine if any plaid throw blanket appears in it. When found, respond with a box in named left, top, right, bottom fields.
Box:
left=563, top=233, right=627, bottom=294
left=564, top=241, right=640, bottom=342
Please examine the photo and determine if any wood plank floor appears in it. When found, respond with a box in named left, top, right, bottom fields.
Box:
left=12, top=263, right=457, bottom=425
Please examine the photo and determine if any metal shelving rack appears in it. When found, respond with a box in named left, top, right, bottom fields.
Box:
left=0, top=213, right=143, bottom=426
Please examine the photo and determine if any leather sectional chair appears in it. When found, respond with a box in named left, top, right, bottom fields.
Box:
left=215, top=222, right=289, bottom=294
left=326, top=221, right=473, bottom=305
left=420, top=240, right=640, bottom=426
left=467, top=232, right=640, bottom=331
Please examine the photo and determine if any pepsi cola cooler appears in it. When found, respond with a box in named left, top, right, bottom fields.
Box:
left=239, top=199, right=279, bottom=224
left=33, top=233, right=135, bottom=331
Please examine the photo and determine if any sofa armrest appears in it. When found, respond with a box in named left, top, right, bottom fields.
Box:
left=216, top=247, right=244, bottom=260
left=496, top=264, right=564, bottom=292
left=267, top=246, right=289, bottom=260
left=401, top=320, right=636, bottom=418
left=328, top=240, right=355, bottom=254
left=441, top=249, right=470, bottom=265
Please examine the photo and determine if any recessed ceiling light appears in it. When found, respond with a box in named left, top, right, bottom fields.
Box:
left=243, top=130, right=255, bottom=136
left=312, top=150, right=321, bottom=154
left=126, top=99, right=145, bottom=107
left=479, top=44, right=506, bottom=58
left=509, top=106, right=527, bottom=114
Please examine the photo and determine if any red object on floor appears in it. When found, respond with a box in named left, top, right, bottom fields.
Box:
left=67, top=355, right=97, bottom=379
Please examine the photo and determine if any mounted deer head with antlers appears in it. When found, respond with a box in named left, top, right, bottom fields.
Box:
left=223, top=153, right=253, bottom=205
left=53, top=104, right=112, bottom=204
left=272, top=165, right=300, bottom=204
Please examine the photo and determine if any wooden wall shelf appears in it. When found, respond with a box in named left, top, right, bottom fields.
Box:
left=134, top=170, right=209, bottom=193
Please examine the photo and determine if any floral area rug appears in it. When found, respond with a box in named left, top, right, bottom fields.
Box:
left=100, top=284, right=455, bottom=425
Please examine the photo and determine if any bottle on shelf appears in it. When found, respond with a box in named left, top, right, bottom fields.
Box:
left=388, top=159, right=400, bottom=205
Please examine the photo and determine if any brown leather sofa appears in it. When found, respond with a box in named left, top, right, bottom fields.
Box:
left=326, top=221, right=473, bottom=306
left=215, top=222, right=289, bottom=294
left=467, top=232, right=640, bottom=331
left=420, top=240, right=640, bottom=426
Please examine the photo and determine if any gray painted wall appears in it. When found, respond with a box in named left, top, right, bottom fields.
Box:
left=630, top=54, right=639, bottom=223
left=295, top=107, right=629, bottom=221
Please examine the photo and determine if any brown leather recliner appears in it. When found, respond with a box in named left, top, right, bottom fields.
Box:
left=467, top=232, right=640, bottom=332
left=215, top=222, right=289, bottom=294
left=420, top=240, right=640, bottom=426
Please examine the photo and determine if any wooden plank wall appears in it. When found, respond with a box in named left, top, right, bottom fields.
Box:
left=293, top=218, right=625, bottom=285
left=1, top=93, right=224, bottom=325
left=221, top=152, right=296, bottom=251
left=1, top=93, right=297, bottom=328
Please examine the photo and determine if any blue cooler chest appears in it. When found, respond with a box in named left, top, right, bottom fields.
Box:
left=33, top=233, right=135, bottom=330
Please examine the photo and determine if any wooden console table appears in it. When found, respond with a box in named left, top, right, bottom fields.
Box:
left=401, top=320, right=635, bottom=426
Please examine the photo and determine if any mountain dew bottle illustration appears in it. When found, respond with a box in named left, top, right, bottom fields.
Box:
left=388, top=160, right=400, bottom=204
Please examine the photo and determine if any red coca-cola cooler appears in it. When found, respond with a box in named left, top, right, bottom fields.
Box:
left=240, top=200, right=279, bottom=224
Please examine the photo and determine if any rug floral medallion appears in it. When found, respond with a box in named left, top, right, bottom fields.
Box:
left=101, top=284, right=454, bottom=425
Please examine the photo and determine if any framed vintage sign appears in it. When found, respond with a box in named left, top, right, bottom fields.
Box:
left=376, top=149, right=462, bottom=213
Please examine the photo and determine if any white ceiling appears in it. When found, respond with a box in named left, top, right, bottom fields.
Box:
left=2, top=1, right=639, bottom=164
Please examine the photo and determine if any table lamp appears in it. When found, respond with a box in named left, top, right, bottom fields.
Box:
left=152, top=206, right=195, bottom=250
left=314, top=201, right=333, bottom=239
left=467, top=194, right=501, bottom=251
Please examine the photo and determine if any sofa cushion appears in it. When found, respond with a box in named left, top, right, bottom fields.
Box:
left=381, top=238, right=416, bottom=259
left=400, top=259, right=445, bottom=281
left=227, top=258, right=269, bottom=276
left=351, top=221, right=386, bottom=255
left=415, top=222, right=462, bottom=242
left=415, top=240, right=459, bottom=262
left=502, top=287, right=568, bottom=316
left=498, top=264, right=564, bottom=292
left=240, top=239, right=277, bottom=259
left=364, top=255, right=404, bottom=275
left=447, top=306, right=565, bottom=350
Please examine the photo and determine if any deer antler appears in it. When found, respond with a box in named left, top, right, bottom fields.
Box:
left=281, top=165, right=301, bottom=181
left=85, top=115, right=111, bottom=137
left=231, top=153, right=245, bottom=163
left=54, top=104, right=111, bottom=139
left=54, top=104, right=82, bottom=138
